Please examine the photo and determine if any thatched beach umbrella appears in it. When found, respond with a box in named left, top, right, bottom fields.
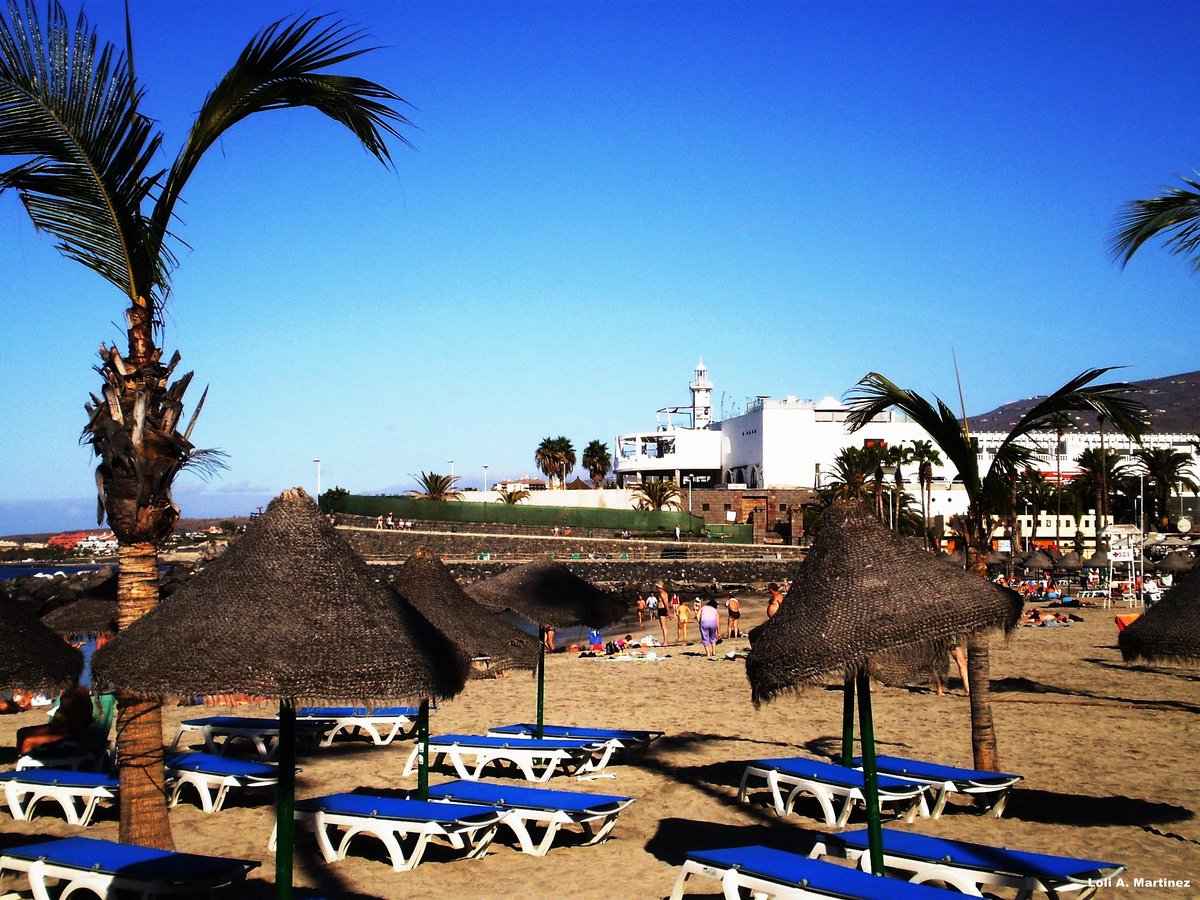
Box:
left=1155, top=551, right=1194, bottom=574
left=1056, top=551, right=1083, bottom=571
left=93, top=488, right=469, bottom=898
left=390, top=547, right=540, bottom=798
left=0, top=600, right=82, bottom=694
left=746, top=501, right=1021, bottom=876
left=467, top=557, right=626, bottom=736
left=41, top=596, right=118, bottom=640
left=1119, top=569, right=1200, bottom=664
left=1020, top=550, right=1054, bottom=571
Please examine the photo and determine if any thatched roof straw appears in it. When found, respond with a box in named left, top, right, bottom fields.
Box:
left=0, top=601, right=82, bottom=693
left=1155, top=551, right=1194, bottom=573
left=985, top=549, right=1010, bottom=565
left=746, top=502, right=1021, bottom=705
left=390, top=548, right=540, bottom=676
left=1020, top=550, right=1054, bottom=571
left=1086, top=549, right=1110, bottom=569
left=466, top=557, right=626, bottom=628
left=93, top=488, right=469, bottom=704
left=1055, top=551, right=1084, bottom=571
left=1119, top=569, right=1200, bottom=664
left=41, top=596, right=118, bottom=640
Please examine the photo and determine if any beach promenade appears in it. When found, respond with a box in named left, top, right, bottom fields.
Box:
left=0, top=596, right=1194, bottom=898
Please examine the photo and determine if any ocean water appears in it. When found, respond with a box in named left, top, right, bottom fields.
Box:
left=0, top=564, right=103, bottom=580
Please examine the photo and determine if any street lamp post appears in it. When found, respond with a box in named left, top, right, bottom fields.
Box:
left=448, top=459, right=455, bottom=478
left=483, top=464, right=490, bottom=493
left=313, top=459, right=321, bottom=503
left=683, top=475, right=693, bottom=513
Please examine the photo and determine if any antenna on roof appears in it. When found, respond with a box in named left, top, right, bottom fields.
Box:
left=953, top=346, right=970, bottom=440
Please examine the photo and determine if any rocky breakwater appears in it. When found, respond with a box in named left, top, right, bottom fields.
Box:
left=0, top=565, right=195, bottom=619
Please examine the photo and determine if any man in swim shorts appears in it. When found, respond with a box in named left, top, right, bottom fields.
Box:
left=724, top=596, right=741, bottom=638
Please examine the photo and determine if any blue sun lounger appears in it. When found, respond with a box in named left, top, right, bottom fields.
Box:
left=0, top=836, right=259, bottom=899
left=171, top=715, right=324, bottom=760
left=0, top=768, right=117, bottom=826
left=487, top=723, right=664, bottom=760
left=165, top=752, right=283, bottom=813
left=425, top=779, right=635, bottom=855
left=276, top=793, right=506, bottom=872
left=812, top=828, right=1125, bottom=898
left=852, top=755, right=1022, bottom=817
left=404, top=734, right=617, bottom=782
left=669, top=845, right=961, bottom=900
left=738, top=758, right=928, bottom=826
left=297, top=706, right=422, bottom=746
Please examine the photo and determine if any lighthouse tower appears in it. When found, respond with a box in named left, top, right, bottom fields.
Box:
left=690, top=359, right=713, bottom=430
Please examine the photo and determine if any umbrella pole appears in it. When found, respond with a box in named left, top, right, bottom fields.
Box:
left=417, top=697, right=430, bottom=800
left=840, top=674, right=856, bottom=766
left=855, top=670, right=884, bottom=876
left=275, top=698, right=296, bottom=900
left=536, top=628, right=546, bottom=738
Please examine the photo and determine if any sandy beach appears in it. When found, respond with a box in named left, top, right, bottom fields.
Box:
left=0, top=595, right=1196, bottom=899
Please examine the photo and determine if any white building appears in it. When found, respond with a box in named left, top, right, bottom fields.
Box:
left=614, top=361, right=1199, bottom=534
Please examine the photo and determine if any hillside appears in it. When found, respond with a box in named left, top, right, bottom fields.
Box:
left=969, top=370, right=1200, bottom=434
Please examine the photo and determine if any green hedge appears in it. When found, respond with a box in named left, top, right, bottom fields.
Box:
left=338, top=494, right=711, bottom=535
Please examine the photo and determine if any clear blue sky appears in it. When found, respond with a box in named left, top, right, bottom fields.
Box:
left=2, top=0, right=1198, bottom=534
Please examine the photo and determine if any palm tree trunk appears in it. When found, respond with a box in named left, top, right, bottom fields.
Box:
left=965, top=631, right=1000, bottom=771
left=965, top=544, right=1001, bottom=771
left=115, top=542, right=174, bottom=849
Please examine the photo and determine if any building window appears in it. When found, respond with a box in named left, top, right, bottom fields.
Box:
left=701, top=503, right=710, bottom=511
left=724, top=503, right=731, bottom=511
left=779, top=504, right=787, bottom=511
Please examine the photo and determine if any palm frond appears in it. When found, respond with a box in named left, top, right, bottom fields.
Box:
left=181, top=447, right=228, bottom=481
left=1004, top=367, right=1149, bottom=447
left=1110, top=174, right=1200, bottom=271
left=0, top=0, right=165, bottom=303
left=150, top=14, right=411, bottom=247
left=844, top=373, right=980, bottom=490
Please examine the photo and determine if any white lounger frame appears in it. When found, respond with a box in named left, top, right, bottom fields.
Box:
left=272, top=807, right=503, bottom=872
left=297, top=711, right=418, bottom=747
left=738, top=763, right=927, bottom=826
left=809, top=836, right=1123, bottom=899
left=166, top=765, right=279, bottom=814
left=3, top=778, right=114, bottom=826
left=403, top=740, right=617, bottom=783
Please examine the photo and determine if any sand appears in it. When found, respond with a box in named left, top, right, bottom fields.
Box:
left=0, top=596, right=1197, bottom=899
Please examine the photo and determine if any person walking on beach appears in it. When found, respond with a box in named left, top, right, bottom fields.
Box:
left=656, top=588, right=671, bottom=645
left=724, top=595, right=742, bottom=638
left=636, top=595, right=647, bottom=628
left=699, top=599, right=721, bottom=659
left=676, top=601, right=692, bottom=644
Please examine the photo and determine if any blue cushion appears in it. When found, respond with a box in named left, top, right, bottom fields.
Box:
left=297, top=706, right=418, bottom=718
left=826, top=829, right=1122, bottom=882
left=166, top=753, right=277, bottom=778
left=0, top=769, right=117, bottom=789
left=431, top=734, right=599, bottom=750
left=426, top=780, right=631, bottom=813
left=686, top=846, right=956, bottom=899
left=751, top=758, right=921, bottom=792
left=295, top=793, right=502, bottom=825
left=855, top=755, right=1020, bottom=786
left=490, top=723, right=659, bottom=742
left=2, top=836, right=257, bottom=881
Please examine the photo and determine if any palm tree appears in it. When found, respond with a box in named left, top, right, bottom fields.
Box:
left=845, top=367, right=1148, bottom=771
left=907, top=439, right=943, bottom=549
left=554, top=436, right=577, bottom=487
left=1072, top=447, right=1131, bottom=541
left=582, top=439, right=612, bottom=488
left=820, top=445, right=884, bottom=504
left=0, top=3, right=408, bottom=848
left=1134, top=447, right=1198, bottom=530
left=1016, top=468, right=1053, bottom=550
left=631, top=480, right=683, bottom=511
left=495, top=485, right=530, bottom=504
left=409, top=472, right=463, bottom=501
left=1111, top=170, right=1200, bottom=272
left=534, top=437, right=558, bottom=487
